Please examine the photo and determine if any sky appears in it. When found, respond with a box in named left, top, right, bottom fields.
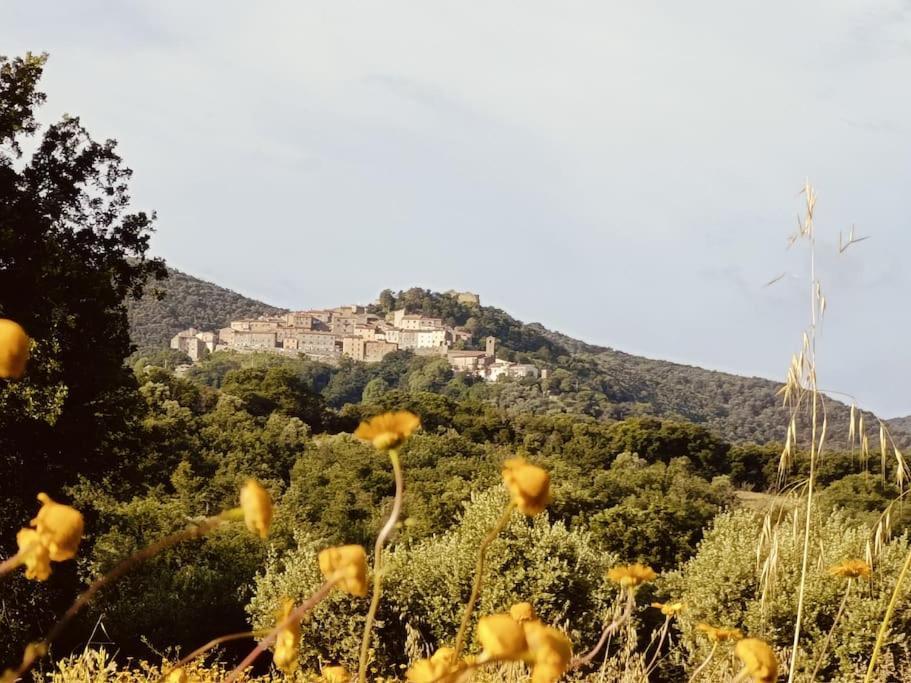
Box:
left=3, top=1, right=910, bottom=417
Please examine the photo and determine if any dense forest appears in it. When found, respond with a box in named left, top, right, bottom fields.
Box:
left=4, top=52, right=911, bottom=682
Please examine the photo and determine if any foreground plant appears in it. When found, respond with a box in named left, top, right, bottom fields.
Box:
left=732, top=638, right=777, bottom=683
left=223, top=543, right=367, bottom=681
left=0, top=492, right=84, bottom=581
left=570, top=563, right=656, bottom=670
left=0, top=318, right=29, bottom=379
left=353, top=410, right=419, bottom=683
left=453, top=457, right=551, bottom=658
left=2, top=479, right=272, bottom=680
left=689, top=623, right=743, bottom=682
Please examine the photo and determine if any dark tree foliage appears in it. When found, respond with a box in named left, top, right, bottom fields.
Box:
left=0, top=51, right=165, bottom=659
left=0, top=52, right=164, bottom=494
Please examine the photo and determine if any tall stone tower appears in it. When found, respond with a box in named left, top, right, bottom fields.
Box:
left=485, top=336, right=496, bottom=357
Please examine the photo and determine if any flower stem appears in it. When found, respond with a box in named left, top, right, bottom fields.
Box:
left=570, top=588, right=635, bottom=670
left=643, top=615, right=671, bottom=676
left=6, top=511, right=235, bottom=679
left=688, top=642, right=718, bottom=682
left=224, top=577, right=340, bottom=683
left=357, top=448, right=405, bottom=683
left=159, top=629, right=269, bottom=682
left=864, top=544, right=911, bottom=683
left=810, top=579, right=852, bottom=681
left=452, top=501, right=515, bottom=659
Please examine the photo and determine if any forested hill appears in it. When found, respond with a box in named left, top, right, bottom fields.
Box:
left=127, top=273, right=897, bottom=446
left=889, top=416, right=911, bottom=437
left=126, top=267, right=286, bottom=348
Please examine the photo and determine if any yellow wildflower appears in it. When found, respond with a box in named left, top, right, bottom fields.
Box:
left=697, top=623, right=743, bottom=642
left=607, top=563, right=656, bottom=589
left=829, top=559, right=872, bottom=580
left=354, top=410, right=421, bottom=451
left=735, top=638, right=778, bottom=683
left=477, top=613, right=528, bottom=660
left=319, top=544, right=368, bottom=597
left=165, top=668, right=188, bottom=683
left=405, top=658, right=449, bottom=683
left=523, top=621, right=573, bottom=683
left=31, top=493, right=83, bottom=561
left=406, top=648, right=465, bottom=683
left=1, top=642, right=47, bottom=683
left=273, top=599, right=301, bottom=674
left=322, top=665, right=351, bottom=683
left=510, top=601, right=537, bottom=623
left=651, top=601, right=685, bottom=617
left=0, top=319, right=29, bottom=379
left=431, top=647, right=457, bottom=667
left=240, top=479, right=272, bottom=538
left=16, top=528, right=51, bottom=581
left=502, top=458, right=551, bottom=515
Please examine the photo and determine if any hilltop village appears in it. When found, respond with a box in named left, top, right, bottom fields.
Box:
left=170, top=293, right=542, bottom=382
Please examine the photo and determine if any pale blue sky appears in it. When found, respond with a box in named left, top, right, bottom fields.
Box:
left=3, top=1, right=909, bottom=417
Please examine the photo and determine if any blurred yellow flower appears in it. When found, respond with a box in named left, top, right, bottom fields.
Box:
left=405, top=648, right=464, bottom=683
left=318, top=544, right=368, bottom=597
left=322, top=665, right=351, bottom=683
left=31, top=493, right=83, bottom=562
left=430, top=647, right=457, bottom=667
left=240, top=479, right=272, bottom=538
left=523, top=621, right=572, bottom=683
left=651, top=601, right=685, bottom=617
left=735, top=638, right=778, bottom=683
left=16, top=528, right=51, bottom=581
left=354, top=411, right=421, bottom=451
left=697, top=623, right=743, bottom=642
left=477, top=613, right=528, bottom=660
left=502, top=458, right=551, bottom=515
left=829, top=559, right=872, bottom=580
left=273, top=599, right=301, bottom=674
left=0, top=319, right=29, bottom=379
left=510, top=602, right=537, bottom=623
left=165, top=668, right=188, bottom=683
left=607, top=563, right=656, bottom=589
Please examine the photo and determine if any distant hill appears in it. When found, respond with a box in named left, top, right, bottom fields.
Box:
left=889, top=416, right=911, bottom=437
left=128, top=272, right=902, bottom=447
left=126, top=267, right=285, bottom=348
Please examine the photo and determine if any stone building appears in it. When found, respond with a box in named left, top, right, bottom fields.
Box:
left=342, top=337, right=398, bottom=362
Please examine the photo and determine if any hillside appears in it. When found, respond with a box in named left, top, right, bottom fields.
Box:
left=889, top=415, right=911, bottom=437
left=128, top=273, right=898, bottom=446
left=126, top=267, right=285, bottom=348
